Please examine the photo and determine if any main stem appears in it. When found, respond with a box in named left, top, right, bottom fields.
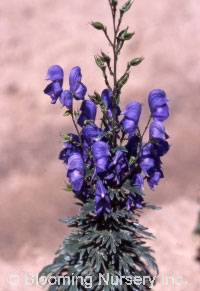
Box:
left=110, top=0, right=118, bottom=147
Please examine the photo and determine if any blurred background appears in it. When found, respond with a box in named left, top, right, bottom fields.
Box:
left=0, top=0, right=200, bottom=290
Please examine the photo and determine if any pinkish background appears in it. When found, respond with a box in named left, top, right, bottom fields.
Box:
left=0, top=0, right=200, bottom=290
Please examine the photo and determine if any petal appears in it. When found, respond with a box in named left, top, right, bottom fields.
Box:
left=101, top=89, right=112, bottom=109
left=69, top=66, right=82, bottom=92
left=153, top=104, right=169, bottom=122
left=44, top=81, right=63, bottom=104
left=78, top=100, right=97, bottom=127
left=74, top=82, right=87, bottom=100
left=95, top=157, right=108, bottom=173
left=149, top=121, right=166, bottom=140
left=60, top=90, right=73, bottom=108
left=140, top=157, right=155, bottom=174
left=147, top=169, right=164, bottom=190
left=148, top=89, right=168, bottom=111
left=132, top=173, right=144, bottom=190
left=96, top=180, right=107, bottom=197
left=121, top=117, right=137, bottom=134
left=68, top=153, right=84, bottom=171
left=122, top=101, right=142, bottom=122
left=92, top=141, right=110, bottom=160
left=68, top=169, right=84, bottom=191
left=46, top=65, right=64, bottom=81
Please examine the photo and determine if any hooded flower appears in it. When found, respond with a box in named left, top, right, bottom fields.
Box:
left=44, top=65, right=64, bottom=104
left=149, top=120, right=166, bottom=140
left=132, top=173, right=144, bottom=190
left=108, top=151, right=128, bottom=184
left=78, top=100, right=97, bottom=127
left=59, top=134, right=80, bottom=164
left=59, top=66, right=87, bottom=108
left=82, top=123, right=102, bottom=145
left=149, top=121, right=170, bottom=156
left=126, top=193, right=144, bottom=210
left=95, top=180, right=110, bottom=214
left=101, top=89, right=121, bottom=118
left=67, top=153, right=84, bottom=192
left=121, top=102, right=142, bottom=134
left=147, top=168, right=164, bottom=190
left=92, top=141, right=110, bottom=173
left=139, top=143, right=156, bottom=174
left=148, top=89, right=169, bottom=122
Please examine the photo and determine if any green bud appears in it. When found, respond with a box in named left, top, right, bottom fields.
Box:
left=62, top=134, right=73, bottom=142
left=129, top=156, right=136, bottom=165
left=120, top=31, right=135, bottom=41
left=121, top=1, right=133, bottom=13
left=95, top=55, right=105, bottom=69
left=118, top=72, right=129, bottom=88
left=89, top=91, right=101, bottom=104
left=101, top=51, right=111, bottom=64
left=91, top=21, right=106, bottom=31
left=63, top=110, right=72, bottom=116
left=63, top=183, right=73, bottom=192
left=84, top=119, right=94, bottom=125
left=128, top=57, right=144, bottom=67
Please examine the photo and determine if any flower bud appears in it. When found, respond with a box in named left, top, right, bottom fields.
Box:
left=91, top=21, right=106, bottom=31
left=119, top=31, right=135, bottom=41
left=117, top=72, right=129, bottom=89
left=101, top=51, right=111, bottom=65
left=95, top=56, right=106, bottom=69
left=121, top=1, right=133, bottom=13
left=128, top=57, right=144, bottom=68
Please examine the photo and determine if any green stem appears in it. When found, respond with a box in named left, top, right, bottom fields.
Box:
left=141, top=115, right=152, bottom=139
left=71, top=110, right=83, bottom=148
left=109, top=0, right=118, bottom=148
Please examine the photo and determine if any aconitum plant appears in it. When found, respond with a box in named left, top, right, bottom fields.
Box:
left=40, top=1, right=170, bottom=290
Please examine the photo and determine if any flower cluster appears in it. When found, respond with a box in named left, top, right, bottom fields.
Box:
left=44, top=65, right=170, bottom=214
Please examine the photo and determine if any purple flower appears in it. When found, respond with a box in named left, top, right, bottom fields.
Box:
left=59, top=66, right=87, bottom=108
left=147, top=169, right=164, bottom=190
left=69, top=66, right=87, bottom=100
left=108, top=151, right=128, bottom=184
left=44, top=65, right=64, bottom=104
left=126, top=194, right=144, bottom=210
left=59, top=134, right=80, bottom=163
left=149, top=121, right=170, bottom=156
left=148, top=89, right=169, bottom=122
left=121, top=118, right=137, bottom=135
left=78, top=100, right=97, bottom=127
left=95, top=180, right=110, bottom=214
left=82, top=124, right=102, bottom=145
left=92, top=141, right=110, bottom=173
left=126, top=135, right=140, bottom=157
left=101, top=89, right=121, bottom=118
left=132, top=173, right=144, bottom=190
left=46, top=65, right=64, bottom=81
left=122, top=102, right=142, bottom=121
left=121, top=102, right=142, bottom=134
left=60, top=90, right=73, bottom=109
left=67, top=153, right=84, bottom=192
